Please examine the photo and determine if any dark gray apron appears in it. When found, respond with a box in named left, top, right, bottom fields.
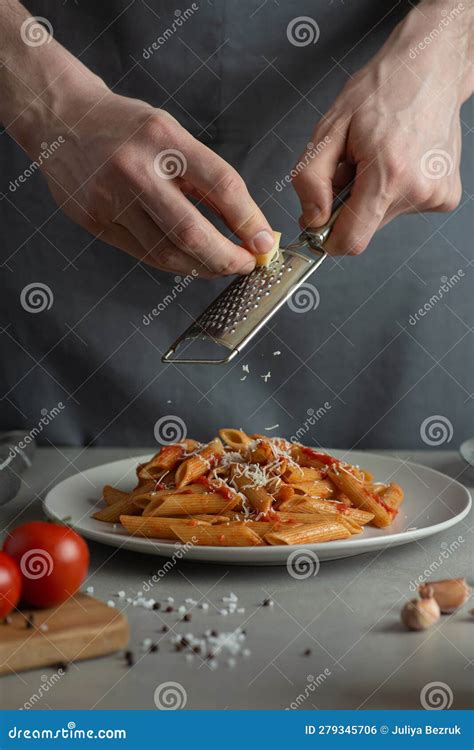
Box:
left=1, top=1, right=472, bottom=449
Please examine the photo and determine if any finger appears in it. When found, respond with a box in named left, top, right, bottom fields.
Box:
left=378, top=200, right=413, bottom=229
left=324, top=166, right=392, bottom=255
left=121, top=208, right=219, bottom=278
left=333, top=161, right=355, bottom=192
left=292, top=123, right=348, bottom=227
left=180, top=180, right=224, bottom=218
left=99, top=224, right=148, bottom=261
left=183, top=140, right=274, bottom=257
left=140, top=183, right=256, bottom=276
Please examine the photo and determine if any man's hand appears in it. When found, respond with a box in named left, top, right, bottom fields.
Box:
left=1, top=3, right=274, bottom=277
left=293, top=0, right=473, bottom=255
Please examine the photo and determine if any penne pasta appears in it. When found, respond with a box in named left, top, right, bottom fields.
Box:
left=138, top=483, right=209, bottom=513
left=94, top=431, right=403, bottom=546
left=278, top=497, right=374, bottom=525
left=377, top=482, right=404, bottom=511
left=289, top=480, right=335, bottom=499
left=171, top=523, right=264, bottom=547
left=119, top=515, right=210, bottom=540
left=232, top=473, right=273, bottom=514
left=272, top=511, right=363, bottom=534
left=144, top=493, right=238, bottom=517
left=327, top=468, right=394, bottom=528
left=102, top=485, right=130, bottom=506
left=265, top=521, right=351, bottom=546
left=93, top=494, right=140, bottom=522
left=218, top=428, right=253, bottom=452
left=175, top=438, right=224, bottom=488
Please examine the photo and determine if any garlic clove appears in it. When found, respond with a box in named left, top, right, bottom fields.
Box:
left=401, top=595, right=440, bottom=631
left=419, top=578, right=471, bottom=614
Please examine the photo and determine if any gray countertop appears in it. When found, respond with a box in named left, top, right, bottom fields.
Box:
left=0, top=448, right=472, bottom=711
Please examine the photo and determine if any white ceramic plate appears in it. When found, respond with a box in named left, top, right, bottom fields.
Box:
left=43, top=451, right=471, bottom=566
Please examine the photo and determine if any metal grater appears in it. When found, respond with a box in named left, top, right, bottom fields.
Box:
left=162, top=197, right=345, bottom=365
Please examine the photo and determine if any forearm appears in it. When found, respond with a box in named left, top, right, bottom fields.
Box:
left=0, top=0, right=106, bottom=154
left=390, top=0, right=473, bottom=104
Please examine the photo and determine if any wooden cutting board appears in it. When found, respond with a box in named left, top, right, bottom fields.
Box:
left=0, top=594, right=129, bottom=675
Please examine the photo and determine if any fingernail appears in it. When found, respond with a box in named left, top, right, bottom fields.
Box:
left=250, top=230, right=274, bottom=255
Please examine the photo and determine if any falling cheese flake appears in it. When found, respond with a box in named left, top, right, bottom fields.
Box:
left=265, top=424, right=279, bottom=431
left=273, top=351, right=281, bottom=356
left=242, top=364, right=249, bottom=373
left=240, top=375, right=247, bottom=381
left=261, top=372, right=271, bottom=382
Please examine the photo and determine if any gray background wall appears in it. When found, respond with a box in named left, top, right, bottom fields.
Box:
left=1, top=1, right=472, bottom=449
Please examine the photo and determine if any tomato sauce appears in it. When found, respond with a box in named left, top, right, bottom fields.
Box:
left=195, top=475, right=234, bottom=500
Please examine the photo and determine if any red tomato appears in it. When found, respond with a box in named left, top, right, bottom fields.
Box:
left=3, top=521, right=89, bottom=608
left=0, top=551, right=22, bottom=618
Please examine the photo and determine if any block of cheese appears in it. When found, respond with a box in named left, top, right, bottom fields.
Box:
left=255, top=231, right=281, bottom=267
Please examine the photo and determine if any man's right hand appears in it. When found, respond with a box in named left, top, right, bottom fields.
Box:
left=1, top=4, right=274, bottom=278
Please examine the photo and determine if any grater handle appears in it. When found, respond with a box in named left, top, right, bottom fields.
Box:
left=162, top=345, right=238, bottom=365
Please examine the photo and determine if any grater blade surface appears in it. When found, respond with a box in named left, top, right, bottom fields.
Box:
left=162, top=248, right=325, bottom=364
left=162, top=188, right=349, bottom=364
